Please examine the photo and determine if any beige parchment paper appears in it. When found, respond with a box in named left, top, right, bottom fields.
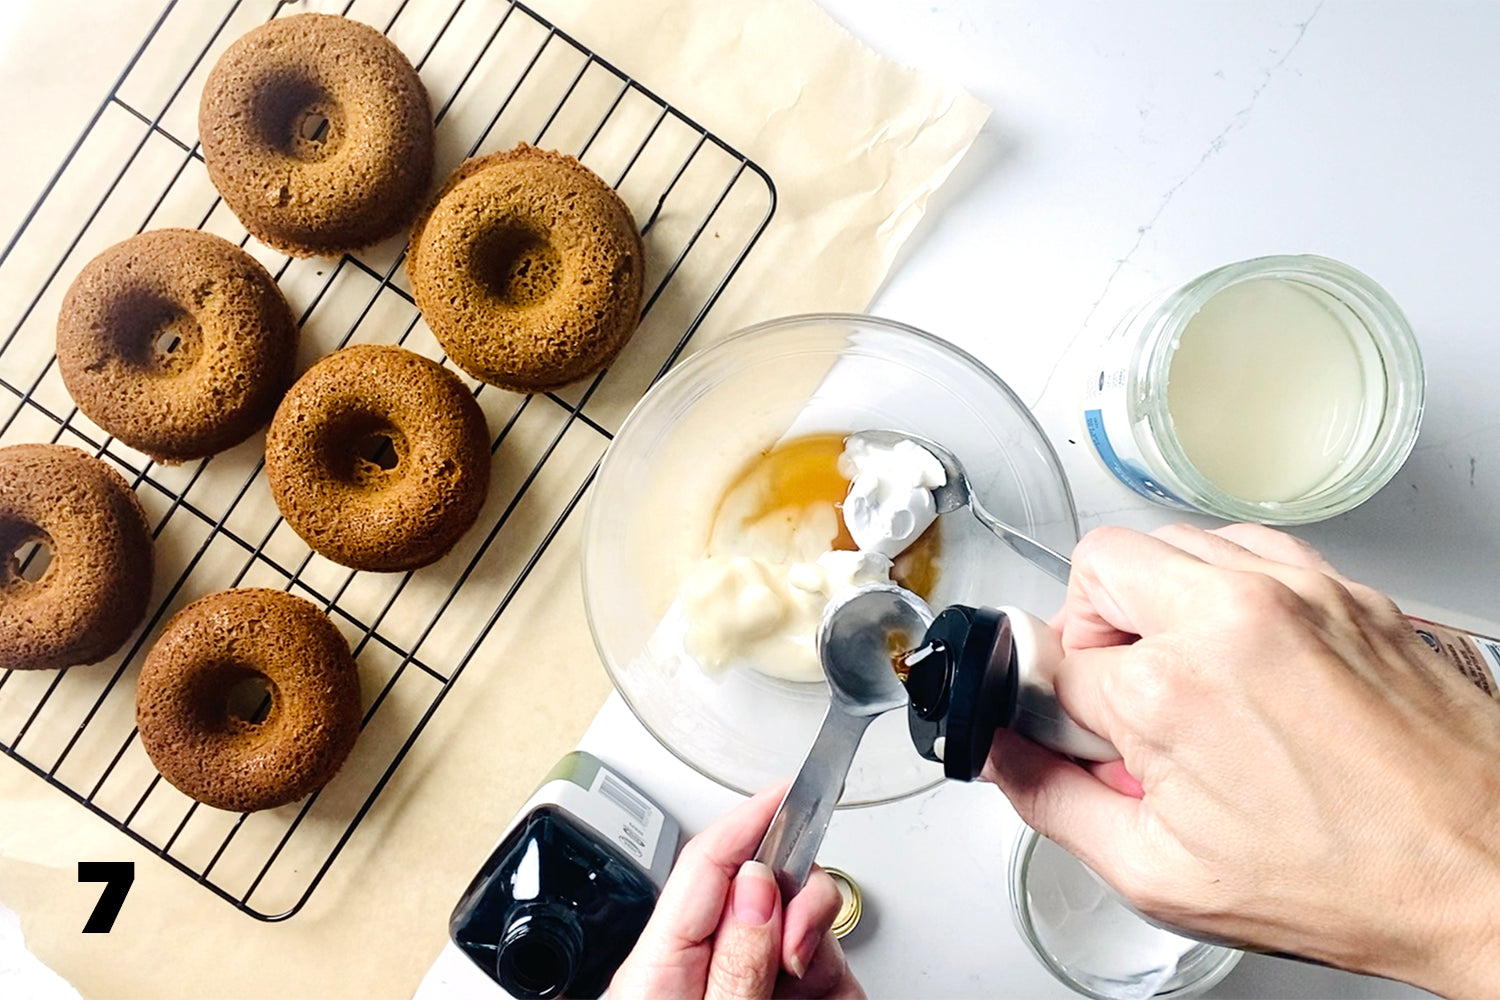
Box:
left=0, top=0, right=987, bottom=996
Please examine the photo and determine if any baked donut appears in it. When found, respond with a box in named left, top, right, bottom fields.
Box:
left=0, top=444, right=153, bottom=671
left=407, top=144, right=645, bottom=392
left=199, top=13, right=434, bottom=257
left=264, top=345, right=490, bottom=572
left=56, top=229, right=298, bottom=464
left=136, top=588, right=362, bottom=812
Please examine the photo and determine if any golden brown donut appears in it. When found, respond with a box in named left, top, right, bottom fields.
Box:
left=136, top=588, right=362, bottom=813
left=199, top=13, right=434, bottom=257
left=264, top=345, right=491, bottom=572
left=0, top=444, right=153, bottom=671
left=407, top=144, right=645, bottom=392
left=55, top=229, right=298, bottom=463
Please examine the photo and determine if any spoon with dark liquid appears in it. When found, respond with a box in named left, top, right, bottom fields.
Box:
left=753, top=585, right=933, bottom=897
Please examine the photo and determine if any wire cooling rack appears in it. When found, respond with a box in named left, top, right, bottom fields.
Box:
left=0, top=0, right=774, bottom=919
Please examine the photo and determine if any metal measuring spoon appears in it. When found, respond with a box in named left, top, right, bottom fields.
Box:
left=754, top=585, right=933, bottom=897
left=846, top=429, right=1073, bottom=585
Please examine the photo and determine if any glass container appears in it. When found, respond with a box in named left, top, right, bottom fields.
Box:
left=1010, top=827, right=1242, bottom=999
left=1081, top=254, right=1423, bottom=524
left=583, top=314, right=1078, bottom=804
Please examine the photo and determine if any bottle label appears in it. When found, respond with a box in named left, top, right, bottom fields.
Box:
left=518, top=752, right=679, bottom=889
left=1081, top=313, right=1193, bottom=510
left=1083, top=408, right=1192, bottom=509
left=1408, top=618, right=1500, bottom=701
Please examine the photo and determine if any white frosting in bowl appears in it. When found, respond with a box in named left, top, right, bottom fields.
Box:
left=837, top=437, right=946, bottom=557
left=676, top=434, right=945, bottom=682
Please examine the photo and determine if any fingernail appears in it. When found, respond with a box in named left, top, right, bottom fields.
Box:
left=788, top=928, right=818, bottom=979
left=731, top=860, right=778, bottom=925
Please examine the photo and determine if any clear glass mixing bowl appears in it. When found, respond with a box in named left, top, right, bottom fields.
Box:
left=582, top=314, right=1078, bottom=805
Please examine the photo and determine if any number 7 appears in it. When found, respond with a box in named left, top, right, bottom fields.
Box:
left=79, top=861, right=134, bottom=933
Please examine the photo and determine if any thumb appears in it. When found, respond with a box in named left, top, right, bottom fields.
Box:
left=705, top=860, right=783, bottom=1000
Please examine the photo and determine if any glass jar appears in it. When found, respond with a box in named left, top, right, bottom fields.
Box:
left=1009, top=827, right=1242, bottom=999
left=1081, top=255, right=1424, bottom=524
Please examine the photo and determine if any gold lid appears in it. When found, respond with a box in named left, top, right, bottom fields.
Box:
left=822, top=867, right=862, bottom=939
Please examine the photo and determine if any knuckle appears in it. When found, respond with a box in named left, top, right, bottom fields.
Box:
left=1110, top=645, right=1189, bottom=727
left=708, top=936, right=774, bottom=997
left=1215, top=521, right=1291, bottom=552
left=800, top=869, right=842, bottom=928
left=1074, top=524, right=1136, bottom=563
left=1279, top=528, right=1331, bottom=565
left=674, top=836, right=707, bottom=870
left=1348, top=582, right=1405, bottom=625
left=1215, top=571, right=1299, bottom=625
left=1287, top=568, right=1352, bottom=611
left=1110, top=862, right=1151, bottom=908
left=1105, top=852, right=1168, bottom=913
left=1107, top=851, right=1195, bottom=923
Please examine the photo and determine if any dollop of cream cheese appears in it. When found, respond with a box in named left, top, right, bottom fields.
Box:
left=675, top=435, right=947, bottom=682
left=680, top=550, right=893, bottom=682
left=837, top=437, right=947, bottom=557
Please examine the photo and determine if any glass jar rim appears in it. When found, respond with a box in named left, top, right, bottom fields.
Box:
left=1132, top=254, right=1425, bottom=524
left=1007, top=826, right=1242, bottom=999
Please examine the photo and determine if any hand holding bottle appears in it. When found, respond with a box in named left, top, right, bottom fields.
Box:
left=611, top=782, right=866, bottom=1000
left=984, top=523, right=1500, bottom=1000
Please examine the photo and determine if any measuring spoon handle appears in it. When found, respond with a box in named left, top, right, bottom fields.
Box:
left=754, top=707, right=871, bottom=898
left=969, top=501, right=1072, bottom=585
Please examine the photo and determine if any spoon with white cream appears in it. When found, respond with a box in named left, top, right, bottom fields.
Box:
left=846, top=429, right=1073, bottom=585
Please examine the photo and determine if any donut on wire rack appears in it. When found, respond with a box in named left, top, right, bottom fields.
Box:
left=264, top=344, right=491, bottom=572
left=407, top=144, right=645, bottom=392
left=136, top=588, right=362, bottom=813
left=0, top=444, right=153, bottom=671
left=55, top=228, right=298, bottom=464
left=198, top=12, right=435, bottom=257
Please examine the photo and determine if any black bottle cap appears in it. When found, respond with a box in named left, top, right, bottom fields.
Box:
left=904, top=639, right=951, bottom=720
left=497, top=904, right=585, bottom=1000
left=904, top=605, right=1018, bottom=781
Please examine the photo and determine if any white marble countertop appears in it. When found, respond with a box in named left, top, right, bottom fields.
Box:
left=424, top=2, right=1496, bottom=998
left=829, top=0, right=1500, bottom=622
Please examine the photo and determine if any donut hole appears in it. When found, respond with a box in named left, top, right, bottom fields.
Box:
left=252, top=71, right=344, bottom=163
left=0, top=524, right=55, bottom=585
left=356, top=430, right=400, bottom=472
left=155, top=329, right=181, bottom=359
left=298, top=111, right=331, bottom=144
left=106, top=289, right=203, bottom=376
left=189, top=662, right=279, bottom=733
left=222, top=670, right=275, bottom=726
left=470, top=222, right=562, bottom=308
left=322, top=412, right=408, bottom=485
left=15, top=539, right=53, bottom=583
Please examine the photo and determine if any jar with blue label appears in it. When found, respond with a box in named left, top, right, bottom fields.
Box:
left=1081, top=254, right=1424, bottom=524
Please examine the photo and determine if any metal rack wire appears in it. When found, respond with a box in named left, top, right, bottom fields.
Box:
left=0, top=0, right=774, bottom=919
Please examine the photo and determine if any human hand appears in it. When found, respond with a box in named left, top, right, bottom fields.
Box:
left=984, top=523, right=1500, bottom=1000
left=610, top=782, right=865, bottom=1000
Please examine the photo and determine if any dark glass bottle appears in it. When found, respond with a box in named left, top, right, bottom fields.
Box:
left=450, top=753, right=680, bottom=999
